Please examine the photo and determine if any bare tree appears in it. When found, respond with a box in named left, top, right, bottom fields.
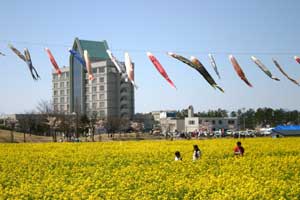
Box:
left=57, top=113, right=73, bottom=142
left=37, top=100, right=54, bottom=114
left=18, top=116, right=30, bottom=143
left=36, top=100, right=60, bottom=141
left=96, top=119, right=106, bottom=141
left=131, top=122, right=143, bottom=132
left=89, top=111, right=98, bottom=142
left=46, top=116, right=59, bottom=142
left=105, top=117, right=121, bottom=138
left=80, top=114, right=90, bottom=141
left=7, top=118, right=17, bottom=143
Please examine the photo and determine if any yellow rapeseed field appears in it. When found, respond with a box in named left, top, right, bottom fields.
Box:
left=0, top=138, right=299, bottom=199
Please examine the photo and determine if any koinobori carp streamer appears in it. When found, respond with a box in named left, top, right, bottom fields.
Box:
left=229, top=55, right=253, bottom=87
left=147, top=52, right=176, bottom=89
left=45, top=48, right=62, bottom=76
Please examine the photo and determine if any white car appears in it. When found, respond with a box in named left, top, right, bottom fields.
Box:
left=214, top=130, right=222, bottom=137
left=260, top=128, right=273, bottom=136
left=226, top=130, right=235, bottom=135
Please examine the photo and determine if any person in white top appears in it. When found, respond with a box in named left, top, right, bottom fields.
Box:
left=175, top=151, right=182, bottom=161
left=193, top=145, right=201, bottom=161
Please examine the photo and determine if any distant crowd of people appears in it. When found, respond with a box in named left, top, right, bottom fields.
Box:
left=175, top=142, right=244, bottom=161
left=171, top=131, right=259, bottom=139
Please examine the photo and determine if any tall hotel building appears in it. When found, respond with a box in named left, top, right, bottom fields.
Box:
left=52, top=38, right=134, bottom=119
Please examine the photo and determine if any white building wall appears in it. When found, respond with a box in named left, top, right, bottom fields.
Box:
left=185, top=117, right=200, bottom=132
left=53, top=67, right=70, bottom=113
left=160, top=118, right=185, bottom=133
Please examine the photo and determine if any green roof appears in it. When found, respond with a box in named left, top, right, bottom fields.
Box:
left=76, top=38, right=110, bottom=60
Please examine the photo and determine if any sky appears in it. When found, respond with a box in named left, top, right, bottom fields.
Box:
left=0, top=0, right=300, bottom=114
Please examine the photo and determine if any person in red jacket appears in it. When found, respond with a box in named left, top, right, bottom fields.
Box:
left=234, top=141, right=244, bottom=156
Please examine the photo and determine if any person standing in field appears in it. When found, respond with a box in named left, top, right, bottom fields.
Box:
left=234, top=141, right=245, bottom=156
left=175, top=151, right=182, bottom=161
left=193, top=145, right=201, bottom=160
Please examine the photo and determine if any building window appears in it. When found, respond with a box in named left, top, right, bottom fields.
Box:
left=54, top=83, right=58, bottom=88
left=92, top=94, right=97, bottom=101
left=86, top=103, right=90, bottom=110
left=67, top=89, right=70, bottom=95
left=219, top=120, right=223, bottom=125
left=66, top=72, right=69, bottom=78
left=67, top=104, right=70, bottom=111
left=92, top=86, right=97, bottom=92
left=121, top=113, right=128, bottom=118
left=99, top=67, right=105, bottom=73
left=54, top=105, right=58, bottom=111
left=99, top=102, right=105, bottom=108
left=60, top=90, right=64, bottom=95
left=54, top=90, right=58, bottom=96
left=120, top=96, right=127, bottom=101
left=67, top=97, right=69, bottom=103
left=121, top=88, right=127, bottom=93
left=60, top=105, right=64, bottom=111
left=99, top=110, right=105, bottom=117
left=228, top=120, right=235, bottom=125
left=66, top=82, right=69, bottom=87
left=60, top=97, right=64, bottom=103
left=86, top=95, right=90, bottom=101
left=188, top=120, right=195, bottom=125
left=121, top=104, right=128, bottom=109
left=99, top=77, right=104, bottom=83
left=92, top=68, right=97, bottom=74
left=92, top=103, right=97, bottom=109
left=111, top=67, right=117, bottom=73
left=54, top=98, right=58, bottom=103
left=60, top=82, right=64, bottom=88
left=99, top=94, right=104, bottom=100
left=100, top=85, right=104, bottom=91
left=212, top=120, right=215, bottom=125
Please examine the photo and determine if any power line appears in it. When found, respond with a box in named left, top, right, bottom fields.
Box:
left=0, top=39, right=300, bottom=55
left=0, top=39, right=70, bottom=47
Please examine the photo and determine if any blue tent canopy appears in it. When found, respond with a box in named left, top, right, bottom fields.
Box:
left=272, top=125, right=300, bottom=136
left=273, top=125, right=300, bottom=131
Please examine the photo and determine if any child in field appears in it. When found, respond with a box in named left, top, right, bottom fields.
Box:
left=234, top=141, right=244, bottom=156
left=175, top=151, right=182, bottom=161
left=193, top=145, right=201, bottom=160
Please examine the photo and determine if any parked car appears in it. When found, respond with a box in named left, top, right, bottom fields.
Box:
left=245, top=130, right=256, bottom=137
left=259, top=128, right=273, bottom=136
left=225, top=130, right=235, bottom=136
left=213, top=130, right=222, bottom=137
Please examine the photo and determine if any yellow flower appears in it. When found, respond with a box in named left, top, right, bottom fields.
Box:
left=0, top=138, right=299, bottom=199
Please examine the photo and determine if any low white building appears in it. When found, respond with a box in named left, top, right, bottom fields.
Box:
left=152, top=106, right=238, bottom=133
left=160, top=118, right=185, bottom=133
left=150, top=110, right=183, bottom=133
left=185, top=117, right=238, bottom=132
left=151, top=110, right=177, bottom=122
